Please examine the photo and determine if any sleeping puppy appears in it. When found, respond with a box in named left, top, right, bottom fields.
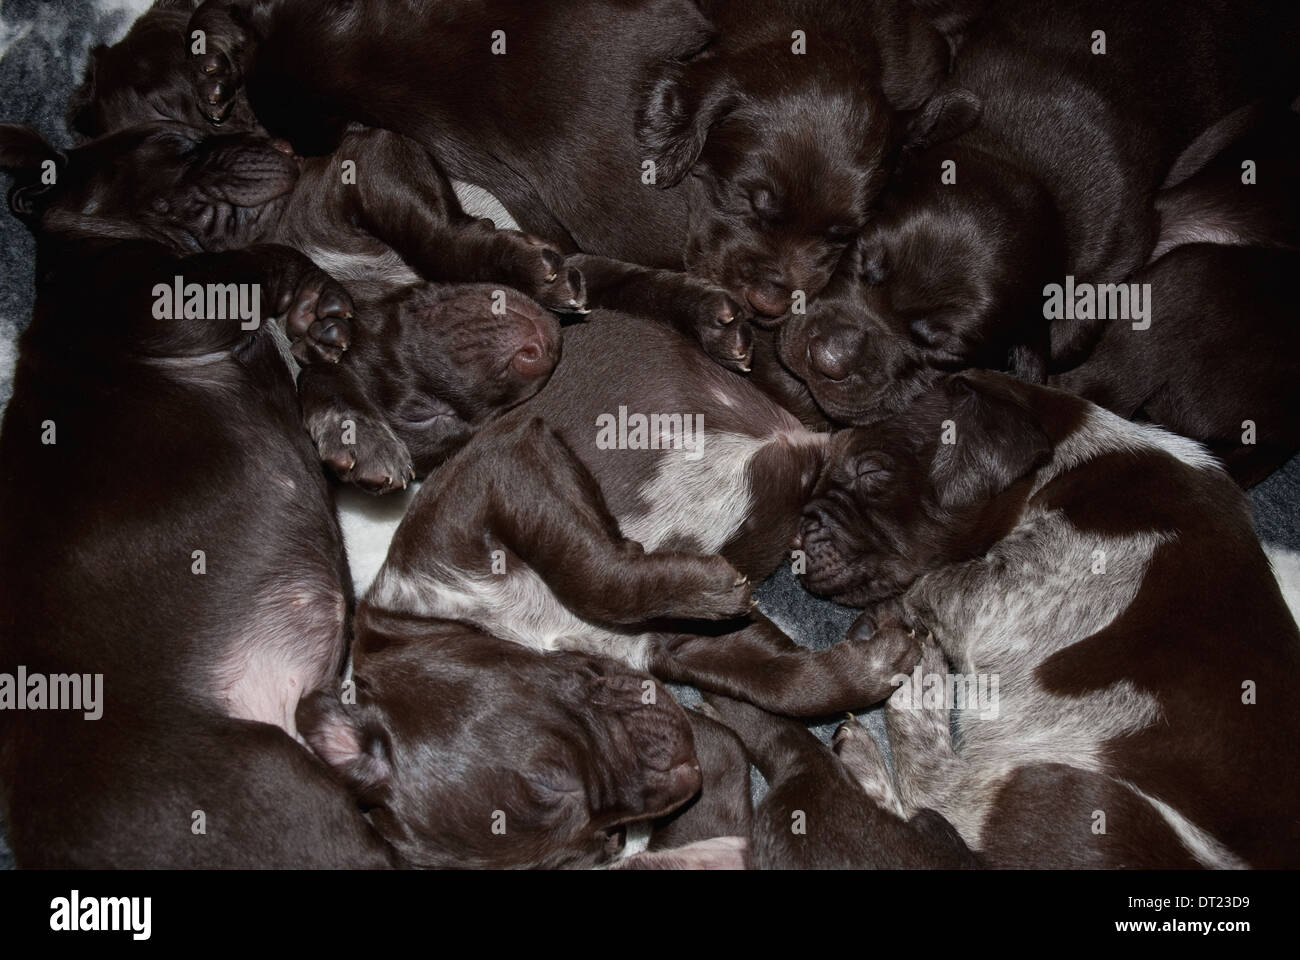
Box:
left=0, top=124, right=699, bottom=869
left=635, top=0, right=950, bottom=319
left=780, top=0, right=1300, bottom=424
left=0, top=126, right=395, bottom=866
left=358, top=314, right=911, bottom=719
left=160, top=0, right=951, bottom=369
left=798, top=370, right=1300, bottom=867
left=705, top=696, right=980, bottom=869
left=19, top=115, right=574, bottom=485
left=1051, top=104, right=1300, bottom=487
left=298, top=617, right=716, bottom=869
left=73, top=0, right=757, bottom=374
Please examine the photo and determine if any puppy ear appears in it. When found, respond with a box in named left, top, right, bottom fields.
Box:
left=0, top=125, right=62, bottom=174
left=872, top=7, right=951, bottom=111
left=297, top=689, right=393, bottom=801
left=66, top=45, right=107, bottom=141
left=0, top=126, right=66, bottom=221
left=902, top=85, right=981, bottom=155
left=636, top=61, right=738, bottom=187
left=931, top=374, right=1051, bottom=507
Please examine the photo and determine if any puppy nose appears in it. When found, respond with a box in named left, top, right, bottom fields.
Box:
left=744, top=282, right=792, bottom=317
left=808, top=330, right=853, bottom=382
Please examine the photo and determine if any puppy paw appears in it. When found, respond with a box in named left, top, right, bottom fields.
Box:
left=193, top=49, right=240, bottom=124
left=680, top=556, right=755, bottom=620
left=493, top=232, right=588, bottom=313
left=692, top=290, right=753, bottom=373
left=307, top=406, right=414, bottom=495
left=272, top=268, right=354, bottom=364
left=845, top=611, right=922, bottom=688
left=831, top=717, right=906, bottom=816
left=188, top=5, right=248, bottom=125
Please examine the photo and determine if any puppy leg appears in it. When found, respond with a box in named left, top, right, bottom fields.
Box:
left=831, top=717, right=906, bottom=818
left=568, top=254, right=753, bottom=372
left=298, top=360, right=414, bottom=495
left=329, top=129, right=586, bottom=311
left=884, top=635, right=962, bottom=817
left=491, top=419, right=754, bottom=623
left=651, top=613, right=914, bottom=716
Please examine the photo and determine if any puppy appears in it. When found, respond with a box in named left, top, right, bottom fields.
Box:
left=0, top=123, right=701, bottom=868
left=634, top=0, right=949, bottom=318
left=0, top=126, right=394, bottom=867
left=780, top=0, right=1300, bottom=424
left=24, top=114, right=576, bottom=485
left=74, top=0, right=757, bottom=374
left=705, top=696, right=980, bottom=869
left=798, top=370, right=1300, bottom=867
left=1051, top=104, right=1300, bottom=487
left=297, top=618, right=712, bottom=869
left=147, top=0, right=952, bottom=374
left=361, top=315, right=909, bottom=717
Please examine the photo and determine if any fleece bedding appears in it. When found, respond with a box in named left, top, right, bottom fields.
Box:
left=0, top=0, right=1296, bottom=869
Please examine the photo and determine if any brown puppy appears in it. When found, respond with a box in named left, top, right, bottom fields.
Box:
left=798, top=371, right=1300, bottom=867
left=780, top=0, right=1300, bottom=426
left=0, top=126, right=393, bottom=866
left=1051, top=104, right=1300, bottom=487
left=705, top=696, right=981, bottom=869
left=74, top=0, right=759, bottom=375
left=360, top=315, right=911, bottom=719
left=182, top=0, right=948, bottom=315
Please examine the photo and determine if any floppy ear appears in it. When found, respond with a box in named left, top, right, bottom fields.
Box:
left=297, top=689, right=393, bottom=802
left=636, top=61, right=738, bottom=187
left=902, top=85, right=981, bottom=155
left=931, top=374, right=1051, bottom=507
left=66, top=45, right=107, bottom=140
left=872, top=7, right=951, bottom=111
left=0, top=124, right=62, bottom=174
left=0, top=125, right=66, bottom=220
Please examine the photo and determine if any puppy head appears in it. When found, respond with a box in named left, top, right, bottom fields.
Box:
left=779, top=141, right=1058, bottom=424
left=0, top=122, right=297, bottom=251
left=374, top=283, right=561, bottom=470
left=67, top=1, right=261, bottom=140
left=797, top=372, right=1052, bottom=606
left=636, top=15, right=951, bottom=321
left=299, top=628, right=701, bottom=869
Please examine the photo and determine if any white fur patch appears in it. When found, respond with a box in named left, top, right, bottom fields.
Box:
left=1124, top=782, right=1249, bottom=870
left=1264, top=546, right=1300, bottom=629
left=1036, top=406, right=1222, bottom=495
left=620, top=432, right=764, bottom=553
left=452, top=181, right=521, bottom=230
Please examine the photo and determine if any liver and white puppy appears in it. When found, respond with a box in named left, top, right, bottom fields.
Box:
left=705, top=696, right=980, bottom=869
left=1052, top=104, right=1300, bottom=487
left=780, top=0, right=1300, bottom=424
left=798, top=370, right=1300, bottom=867
left=0, top=124, right=707, bottom=869
left=353, top=316, right=909, bottom=724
